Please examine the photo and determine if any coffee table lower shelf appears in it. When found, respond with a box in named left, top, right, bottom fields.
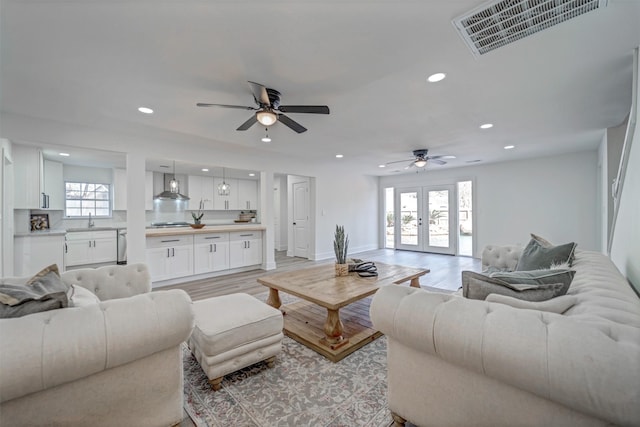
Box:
left=281, top=298, right=382, bottom=363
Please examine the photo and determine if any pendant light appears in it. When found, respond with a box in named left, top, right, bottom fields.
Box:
left=218, top=167, right=231, bottom=196
left=154, top=160, right=190, bottom=200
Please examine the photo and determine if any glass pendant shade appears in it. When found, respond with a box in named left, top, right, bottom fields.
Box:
left=256, top=110, right=277, bottom=126
left=218, top=168, right=231, bottom=196
left=414, top=159, right=428, bottom=168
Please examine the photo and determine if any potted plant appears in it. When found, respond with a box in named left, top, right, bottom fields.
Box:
left=190, top=199, right=205, bottom=229
left=334, top=225, right=349, bottom=276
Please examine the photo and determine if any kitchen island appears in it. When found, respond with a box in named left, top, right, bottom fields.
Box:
left=145, top=224, right=266, bottom=286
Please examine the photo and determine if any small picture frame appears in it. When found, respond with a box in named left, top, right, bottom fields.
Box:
left=30, top=214, right=50, bottom=231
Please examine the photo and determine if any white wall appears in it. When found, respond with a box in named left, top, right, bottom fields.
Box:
left=314, top=171, right=379, bottom=260
left=380, top=151, right=599, bottom=257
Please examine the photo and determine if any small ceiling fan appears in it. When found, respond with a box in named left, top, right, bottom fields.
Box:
left=385, top=149, right=455, bottom=169
left=197, top=81, right=330, bottom=134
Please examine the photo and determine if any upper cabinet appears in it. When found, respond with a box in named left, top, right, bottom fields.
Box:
left=188, top=175, right=214, bottom=210
left=43, top=160, right=64, bottom=210
left=13, top=145, right=63, bottom=210
left=238, top=179, right=258, bottom=210
left=114, top=169, right=154, bottom=211
left=213, top=177, right=239, bottom=210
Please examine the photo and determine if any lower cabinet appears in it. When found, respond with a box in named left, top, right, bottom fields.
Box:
left=65, top=231, right=117, bottom=268
left=194, top=233, right=230, bottom=274
left=229, top=231, right=263, bottom=269
left=146, top=235, right=194, bottom=282
left=14, top=234, right=65, bottom=276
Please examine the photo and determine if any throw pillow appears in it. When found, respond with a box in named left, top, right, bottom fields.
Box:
left=515, top=238, right=577, bottom=271
left=461, top=271, right=570, bottom=301
left=0, top=264, right=70, bottom=318
left=486, top=293, right=577, bottom=313
left=530, top=233, right=576, bottom=266
left=69, top=285, right=101, bottom=307
left=489, top=269, right=575, bottom=291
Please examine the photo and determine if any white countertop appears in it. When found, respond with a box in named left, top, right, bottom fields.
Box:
left=145, top=224, right=265, bottom=237
left=14, top=229, right=67, bottom=237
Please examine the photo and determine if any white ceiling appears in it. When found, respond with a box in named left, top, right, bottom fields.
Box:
left=1, top=0, right=639, bottom=176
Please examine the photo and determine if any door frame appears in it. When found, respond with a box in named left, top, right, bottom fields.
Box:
left=394, top=185, right=457, bottom=255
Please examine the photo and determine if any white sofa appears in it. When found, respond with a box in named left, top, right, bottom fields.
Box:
left=0, top=263, right=195, bottom=427
left=371, top=247, right=640, bottom=427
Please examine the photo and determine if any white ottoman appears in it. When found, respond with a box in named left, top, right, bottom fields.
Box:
left=188, top=293, right=284, bottom=390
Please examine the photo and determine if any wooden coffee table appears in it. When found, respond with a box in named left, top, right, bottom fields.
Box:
left=257, top=262, right=428, bottom=362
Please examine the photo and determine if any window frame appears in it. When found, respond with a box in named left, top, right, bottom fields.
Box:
left=64, top=181, right=112, bottom=218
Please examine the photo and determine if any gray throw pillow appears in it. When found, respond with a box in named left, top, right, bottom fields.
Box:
left=462, top=270, right=571, bottom=301
left=515, top=238, right=577, bottom=271
left=489, top=269, right=575, bottom=290
left=0, top=264, right=70, bottom=318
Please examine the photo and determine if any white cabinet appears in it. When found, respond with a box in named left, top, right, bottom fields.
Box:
left=114, top=170, right=154, bottom=211
left=188, top=175, right=214, bottom=210
left=113, top=168, right=127, bottom=210
left=194, top=233, right=230, bottom=274
left=145, top=171, right=154, bottom=210
left=213, top=177, right=239, bottom=210
left=13, top=234, right=65, bottom=276
left=64, top=230, right=117, bottom=268
left=43, top=160, right=64, bottom=210
left=146, top=235, right=194, bottom=282
left=238, top=179, right=258, bottom=210
left=13, top=145, right=44, bottom=209
left=229, top=231, right=262, bottom=269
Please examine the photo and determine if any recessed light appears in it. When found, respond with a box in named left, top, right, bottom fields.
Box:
left=427, top=73, right=446, bottom=83
left=335, top=154, right=344, bottom=158
left=378, top=164, right=386, bottom=168
left=59, top=152, right=70, bottom=157
left=480, top=123, right=493, bottom=129
left=201, top=168, right=209, bottom=172
left=261, top=136, right=272, bottom=143
left=138, top=107, right=154, bottom=114
left=504, top=145, right=515, bottom=150
left=249, top=173, right=255, bottom=177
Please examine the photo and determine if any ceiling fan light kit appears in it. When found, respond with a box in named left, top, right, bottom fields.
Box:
left=256, top=110, right=277, bottom=126
left=385, top=149, right=454, bottom=170
left=197, top=81, right=329, bottom=134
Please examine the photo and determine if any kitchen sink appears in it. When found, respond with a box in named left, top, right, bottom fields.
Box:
left=66, top=227, right=116, bottom=232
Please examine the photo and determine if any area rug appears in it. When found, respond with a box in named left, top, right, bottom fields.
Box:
left=183, top=335, right=392, bottom=427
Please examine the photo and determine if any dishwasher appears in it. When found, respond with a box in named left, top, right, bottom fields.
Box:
left=117, top=228, right=127, bottom=264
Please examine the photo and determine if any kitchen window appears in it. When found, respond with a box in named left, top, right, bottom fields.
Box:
left=65, top=182, right=111, bottom=217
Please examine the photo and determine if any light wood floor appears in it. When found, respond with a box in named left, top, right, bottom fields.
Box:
left=160, top=249, right=481, bottom=302
left=169, top=249, right=480, bottom=427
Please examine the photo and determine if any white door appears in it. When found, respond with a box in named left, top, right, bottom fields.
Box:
left=395, top=185, right=456, bottom=255
left=292, top=181, right=309, bottom=258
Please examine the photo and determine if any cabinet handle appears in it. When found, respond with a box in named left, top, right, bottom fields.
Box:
left=65, top=243, right=67, bottom=253
left=89, top=241, right=92, bottom=248
left=209, top=244, right=212, bottom=253
left=214, top=243, right=217, bottom=252
left=167, top=248, right=170, bottom=258
left=247, top=241, right=250, bottom=249
left=94, top=240, right=96, bottom=247
left=161, top=239, right=180, bottom=243
left=172, top=248, right=175, bottom=257
left=240, top=234, right=253, bottom=237
left=204, top=236, right=220, bottom=239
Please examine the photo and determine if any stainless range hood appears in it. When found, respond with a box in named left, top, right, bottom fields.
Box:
left=154, top=161, right=190, bottom=201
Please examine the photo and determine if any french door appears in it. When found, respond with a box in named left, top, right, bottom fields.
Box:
left=395, top=185, right=456, bottom=255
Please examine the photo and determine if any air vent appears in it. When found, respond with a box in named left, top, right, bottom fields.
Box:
left=452, top=0, right=608, bottom=57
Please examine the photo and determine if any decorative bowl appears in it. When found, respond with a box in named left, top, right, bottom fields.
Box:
left=190, top=224, right=205, bottom=229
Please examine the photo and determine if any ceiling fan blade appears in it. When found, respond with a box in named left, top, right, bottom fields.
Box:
left=385, top=158, right=414, bottom=165
left=278, top=105, right=330, bottom=114
left=248, top=81, right=271, bottom=106
left=429, top=159, right=447, bottom=165
left=197, top=103, right=256, bottom=110
left=428, top=155, right=456, bottom=160
left=236, top=115, right=258, bottom=131
left=278, top=114, right=307, bottom=133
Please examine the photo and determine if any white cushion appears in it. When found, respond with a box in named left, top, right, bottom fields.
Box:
left=69, top=285, right=100, bottom=307
left=486, top=293, right=577, bottom=313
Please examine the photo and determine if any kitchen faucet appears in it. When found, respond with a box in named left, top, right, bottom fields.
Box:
left=88, top=212, right=94, bottom=228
